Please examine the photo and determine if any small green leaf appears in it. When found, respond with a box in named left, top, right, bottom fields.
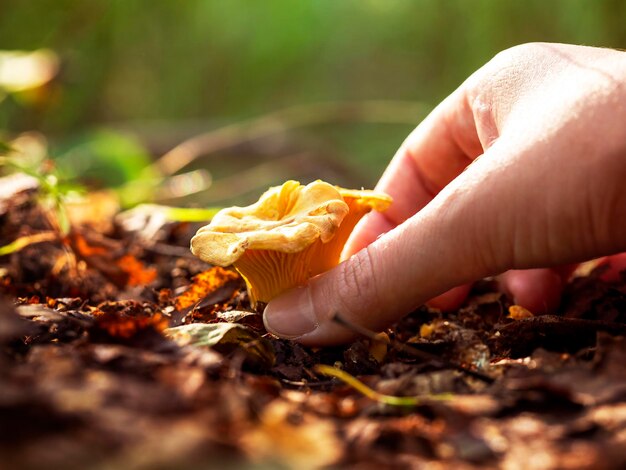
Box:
left=53, top=130, right=156, bottom=189
left=165, top=322, right=274, bottom=368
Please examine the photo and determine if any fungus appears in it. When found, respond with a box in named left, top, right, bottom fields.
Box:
left=190, top=180, right=392, bottom=308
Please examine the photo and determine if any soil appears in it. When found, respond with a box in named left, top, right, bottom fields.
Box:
left=2, top=181, right=626, bottom=469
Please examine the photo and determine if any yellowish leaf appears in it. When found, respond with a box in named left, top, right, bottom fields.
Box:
left=240, top=400, right=342, bottom=469
left=508, top=305, right=534, bottom=320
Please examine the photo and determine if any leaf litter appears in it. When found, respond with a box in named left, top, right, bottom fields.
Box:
left=1, top=176, right=626, bottom=469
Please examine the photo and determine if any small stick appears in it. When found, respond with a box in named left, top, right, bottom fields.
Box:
left=331, top=313, right=495, bottom=384
left=279, top=378, right=336, bottom=389
left=145, top=242, right=199, bottom=259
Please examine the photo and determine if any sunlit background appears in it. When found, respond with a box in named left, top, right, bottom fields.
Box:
left=1, top=0, right=625, bottom=207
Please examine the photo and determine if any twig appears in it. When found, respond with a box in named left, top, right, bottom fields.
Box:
left=166, top=151, right=311, bottom=204
left=154, top=100, right=429, bottom=176
left=279, top=378, right=336, bottom=389
left=144, top=242, right=200, bottom=259
left=331, top=313, right=495, bottom=384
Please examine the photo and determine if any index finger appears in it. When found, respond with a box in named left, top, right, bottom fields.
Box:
left=343, top=86, right=485, bottom=258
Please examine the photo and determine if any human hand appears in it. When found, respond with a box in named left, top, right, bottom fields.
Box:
left=264, top=43, right=626, bottom=345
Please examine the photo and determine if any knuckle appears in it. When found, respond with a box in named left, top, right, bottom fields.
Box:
left=469, top=42, right=545, bottom=93
left=489, top=42, right=545, bottom=67
left=465, top=42, right=551, bottom=136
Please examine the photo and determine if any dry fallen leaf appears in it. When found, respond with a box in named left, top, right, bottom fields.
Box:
left=175, top=266, right=241, bottom=311
left=240, top=399, right=343, bottom=469
left=508, top=305, right=534, bottom=320
left=116, top=254, right=157, bottom=286
left=0, top=173, right=39, bottom=216
left=165, top=322, right=274, bottom=368
left=65, top=190, right=120, bottom=232
left=92, top=307, right=168, bottom=341
left=420, top=322, right=435, bottom=339
left=70, top=232, right=156, bottom=288
left=369, top=332, right=389, bottom=363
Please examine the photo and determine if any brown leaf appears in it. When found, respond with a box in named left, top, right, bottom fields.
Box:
left=240, top=400, right=343, bottom=468
left=70, top=232, right=156, bottom=288
left=508, top=305, right=534, bottom=320
left=116, top=254, right=157, bottom=286
left=175, top=266, right=241, bottom=311
left=65, top=190, right=120, bottom=232
left=91, top=302, right=168, bottom=344
left=71, top=231, right=110, bottom=257
left=0, top=298, right=33, bottom=344
left=165, top=322, right=274, bottom=369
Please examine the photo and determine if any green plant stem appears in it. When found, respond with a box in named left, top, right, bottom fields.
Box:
left=0, top=231, right=58, bottom=256
left=314, top=364, right=452, bottom=407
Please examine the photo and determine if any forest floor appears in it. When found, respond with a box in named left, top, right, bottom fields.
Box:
left=2, top=175, right=626, bottom=470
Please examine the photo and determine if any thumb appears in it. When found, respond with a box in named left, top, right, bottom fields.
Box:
left=263, top=174, right=494, bottom=346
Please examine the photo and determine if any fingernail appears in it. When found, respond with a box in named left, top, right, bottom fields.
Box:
left=263, top=286, right=318, bottom=339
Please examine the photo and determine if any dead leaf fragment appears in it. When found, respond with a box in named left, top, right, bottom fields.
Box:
left=240, top=400, right=343, bottom=469
left=508, top=305, right=534, bottom=320
left=369, top=332, right=389, bottom=363
left=175, top=266, right=241, bottom=311
left=70, top=232, right=156, bottom=288
left=215, top=309, right=258, bottom=323
left=0, top=173, right=39, bottom=216
left=0, top=299, right=33, bottom=343
left=165, top=322, right=274, bottom=368
left=91, top=304, right=168, bottom=343
left=116, top=254, right=157, bottom=286
left=420, top=322, right=435, bottom=339
left=65, top=190, right=120, bottom=232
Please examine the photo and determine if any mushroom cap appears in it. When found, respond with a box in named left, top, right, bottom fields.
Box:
left=190, top=180, right=350, bottom=266
left=337, top=187, right=392, bottom=212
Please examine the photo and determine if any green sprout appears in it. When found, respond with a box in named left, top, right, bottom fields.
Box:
left=0, top=140, right=81, bottom=236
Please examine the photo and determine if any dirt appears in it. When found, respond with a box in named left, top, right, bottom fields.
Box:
left=1, top=181, right=626, bottom=469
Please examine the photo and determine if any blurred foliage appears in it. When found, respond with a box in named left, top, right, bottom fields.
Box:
left=0, top=0, right=625, bottom=202
left=0, top=134, right=81, bottom=234
left=53, top=130, right=154, bottom=188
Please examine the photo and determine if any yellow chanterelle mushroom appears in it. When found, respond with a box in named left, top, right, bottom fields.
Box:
left=190, top=180, right=392, bottom=308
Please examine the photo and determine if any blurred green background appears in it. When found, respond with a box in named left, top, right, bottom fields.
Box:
left=1, top=0, right=625, bottom=206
